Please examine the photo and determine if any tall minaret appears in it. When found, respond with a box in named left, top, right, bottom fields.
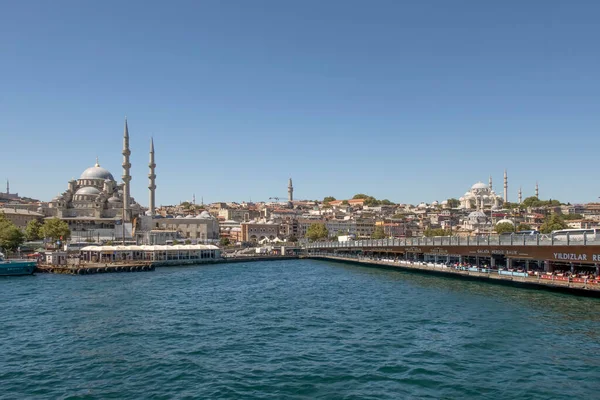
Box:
left=288, top=177, right=293, bottom=203
left=535, top=182, right=539, bottom=198
left=122, top=117, right=132, bottom=222
left=6, top=179, right=8, bottom=195
left=148, top=137, right=156, bottom=217
left=518, top=187, right=522, bottom=204
left=503, top=169, right=508, bottom=202
left=488, top=175, right=493, bottom=191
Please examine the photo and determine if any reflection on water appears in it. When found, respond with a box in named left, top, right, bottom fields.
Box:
left=323, top=259, right=600, bottom=321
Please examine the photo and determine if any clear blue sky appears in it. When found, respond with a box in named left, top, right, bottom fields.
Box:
left=1, top=0, right=599, bottom=206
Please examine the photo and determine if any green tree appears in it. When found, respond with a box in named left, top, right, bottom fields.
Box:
left=172, top=239, right=180, bottom=245
left=0, top=215, right=25, bottom=253
left=371, top=226, right=386, bottom=239
left=352, top=194, right=368, bottom=199
left=363, top=196, right=380, bottom=207
left=24, top=219, right=43, bottom=241
left=341, top=200, right=349, bottom=206
left=562, top=213, right=584, bottom=220
left=184, top=239, right=192, bottom=245
left=446, top=198, right=460, bottom=208
left=521, top=196, right=540, bottom=208
left=516, top=223, right=532, bottom=232
left=40, top=218, right=71, bottom=242
left=423, top=228, right=451, bottom=237
left=495, top=222, right=515, bottom=234
left=288, top=235, right=298, bottom=243
left=219, top=237, right=230, bottom=247
left=323, top=196, right=336, bottom=203
left=539, top=214, right=568, bottom=234
left=380, top=199, right=395, bottom=205
left=306, top=223, right=329, bottom=241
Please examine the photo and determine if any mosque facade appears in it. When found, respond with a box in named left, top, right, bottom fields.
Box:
left=41, top=119, right=148, bottom=240
left=459, top=176, right=505, bottom=210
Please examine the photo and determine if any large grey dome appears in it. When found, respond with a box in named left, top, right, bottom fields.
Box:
left=75, top=186, right=101, bottom=196
left=80, top=161, right=114, bottom=181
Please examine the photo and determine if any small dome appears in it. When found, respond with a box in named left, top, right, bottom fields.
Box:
left=441, top=200, right=448, bottom=205
left=108, top=196, right=120, bottom=203
left=432, top=200, right=439, bottom=206
left=471, top=182, right=487, bottom=190
left=198, top=211, right=212, bottom=219
left=496, top=218, right=514, bottom=226
left=75, top=186, right=101, bottom=196
left=468, top=211, right=486, bottom=219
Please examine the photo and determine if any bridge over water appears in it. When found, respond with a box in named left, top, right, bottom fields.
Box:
left=306, top=235, right=600, bottom=272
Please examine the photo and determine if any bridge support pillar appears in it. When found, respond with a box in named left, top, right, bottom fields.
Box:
left=475, top=256, right=479, bottom=267
left=434, top=255, right=438, bottom=264
left=506, top=258, right=512, bottom=269
left=595, top=263, right=599, bottom=276
left=446, top=255, right=450, bottom=264
left=525, top=260, right=530, bottom=271
left=570, top=263, right=574, bottom=274
left=490, top=256, right=496, bottom=268
left=459, top=255, right=463, bottom=265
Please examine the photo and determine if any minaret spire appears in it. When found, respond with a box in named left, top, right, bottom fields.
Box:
left=6, top=179, right=9, bottom=195
left=488, top=175, right=493, bottom=191
left=535, top=182, right=539, bottom=198
left=288, top=177, right=294, bottom=208
left=518, top=186, right=523, bottom=204
left=148, top=137, right=156, bottom=217
left=503, top=169, right=508, bottom=203
left=122, top=117, right=132, bottom=222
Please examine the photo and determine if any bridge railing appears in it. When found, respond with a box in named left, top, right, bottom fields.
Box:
left=306, top=233, right=600, bottom=249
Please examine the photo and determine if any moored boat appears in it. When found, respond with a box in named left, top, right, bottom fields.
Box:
left=0, top=253, right=36, bottom=276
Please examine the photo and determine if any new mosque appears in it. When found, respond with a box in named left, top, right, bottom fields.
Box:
left=41, top=119, right=150, bottom=240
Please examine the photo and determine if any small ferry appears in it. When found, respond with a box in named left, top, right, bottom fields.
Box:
left=0, top=252, right=37, bottom=276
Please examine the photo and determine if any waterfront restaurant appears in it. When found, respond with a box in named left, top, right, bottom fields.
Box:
left=80, top=244, right=220, bottom=263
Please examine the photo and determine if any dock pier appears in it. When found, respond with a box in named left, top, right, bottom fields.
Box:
left=36, top=262, right=155, bottom=275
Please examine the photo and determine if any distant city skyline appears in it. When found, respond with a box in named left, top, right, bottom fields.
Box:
left=2, top=1, right=599, bottom=205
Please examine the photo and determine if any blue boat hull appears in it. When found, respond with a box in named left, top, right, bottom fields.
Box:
left=0, top=261, right=37, bottom=276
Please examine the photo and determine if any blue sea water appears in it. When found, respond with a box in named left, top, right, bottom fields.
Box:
left=1, top=259, right=600, bottom=399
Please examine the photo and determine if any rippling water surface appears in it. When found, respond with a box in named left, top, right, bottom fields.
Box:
left=2, top=259, right=600, bottom=399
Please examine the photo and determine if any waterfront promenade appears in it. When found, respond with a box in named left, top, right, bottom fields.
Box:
left=306, top=235, right=600, bottom=276
left=307, top=253, right=600, bottom=296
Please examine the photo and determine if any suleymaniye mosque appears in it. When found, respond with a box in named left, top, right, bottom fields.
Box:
left=458, top=173, right=506, bottom=210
